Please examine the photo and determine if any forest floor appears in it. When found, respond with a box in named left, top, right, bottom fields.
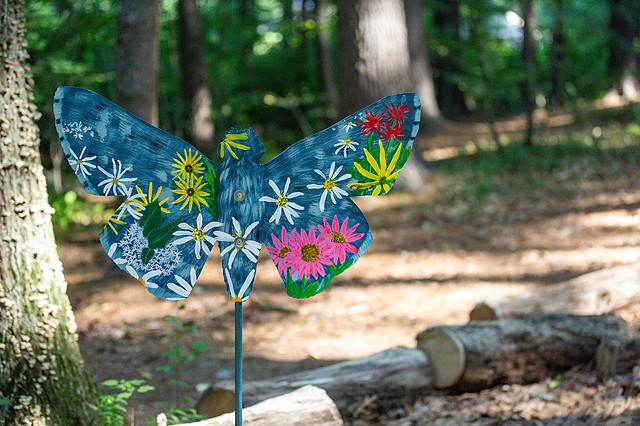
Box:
left=60, top=103, right=640, bottom=425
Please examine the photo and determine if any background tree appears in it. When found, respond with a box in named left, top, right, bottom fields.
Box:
left=520, top=0, right=537, bottom=146
left=316, top=0, right=339, bottom=118
left=116, top=0, right=160, bottom=125
left=430, top=0, right=468, bottom=116
left=607, top=0, right=640, bottom=101
left=178, top=0, right=214, bottom=155
left=0, top=0, right=98, bottom=424
left=547, top=0, right=565, bottom=106
left=335, top=0, right=428, bottom=192
left=465, top=0, right=503, bottom=150
left=335, top=0, right=413, bottom=116
left=405, top=0, right=442, bottom=134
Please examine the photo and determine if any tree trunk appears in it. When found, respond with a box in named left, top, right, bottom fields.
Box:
left=520, top=0, right=537, bottom=146
left=404, top=0, right=441, bottom=134
left=335, top=0, right=429, bottom=193
left=316, top=0, right=339, bottom=119
left=608, top=0, right=640, bottom=101
left=432, top=0, right=468, bottom=115
left=548, top=0, right=565, bottom=106
left=170, top=386, right=343, bottom=426
left=468, top=0, right=502, bottom=150
left=416, top=314, right=628, bottom=391
left=335, top=0, right=413, bottom=116
left=470, top=263, right=640, bottom=321
left=178, top=0, right=214, bottom=155
left=196, top=347, right=431, bottom=417
left=116, top=0, right=160, bottom=125
left=0, top=1, right=98, bottom=424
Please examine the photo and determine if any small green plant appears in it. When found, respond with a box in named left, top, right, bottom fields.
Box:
left=157, top=304, right=213, bottom=406
left=164, top=406, right=208, bottom=425
left=91, top=379, right=154, bottom=426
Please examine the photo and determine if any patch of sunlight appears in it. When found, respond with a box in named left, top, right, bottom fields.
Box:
left=577, top=210, right=640, bottom=228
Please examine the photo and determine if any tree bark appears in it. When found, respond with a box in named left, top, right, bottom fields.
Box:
left=596, top=338, right=640, bottom=379
left=116, top=0, right=160, bottom=125
left=316, top=0, right=339, bottom=118
left=178, top=0, right=214, bottom=155
left=520, top=0, right=537, bottom=146
left=169, top=386, right=343, bottom=426
left=608, top=0, right=640, bottom=101
left=432, top=0, right=468, bottom=115
left=468, top=0, right=502, bottom=150
left=335, top=0, right=413, bottom=116
left=548, top=0, right=565, bottom=106
left=196, top=347, right=431, bottom=417
left=335, top=0, right=430, bottom=193
left=470, top=263, right=640, bottom=321
left=0, top=1, right=98, bottom=424
left=404, top=0, right=441, bottom=134
left=416, top=314, right=628, bottom=391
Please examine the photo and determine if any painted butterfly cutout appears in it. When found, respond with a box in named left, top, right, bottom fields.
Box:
left=54, top=87, right=420, bottom=302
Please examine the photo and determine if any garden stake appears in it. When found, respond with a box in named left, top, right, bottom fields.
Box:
left=235, top=301, right=243, bottom=425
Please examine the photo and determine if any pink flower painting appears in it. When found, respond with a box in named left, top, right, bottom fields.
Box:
left=318, top=216, right=364, bottom=264
left=286, top=227, right=334, bottom=280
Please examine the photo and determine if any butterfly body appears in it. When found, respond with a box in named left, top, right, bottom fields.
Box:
left=215, top=129, right=265, bottom=300
left=54, top=87, right=420, bottom=302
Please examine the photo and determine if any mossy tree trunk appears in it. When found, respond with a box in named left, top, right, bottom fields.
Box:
left=0, top=1, right=98, bottom=424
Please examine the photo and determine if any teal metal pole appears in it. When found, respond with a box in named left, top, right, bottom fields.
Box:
left=235, top=301, right=243, bottom=426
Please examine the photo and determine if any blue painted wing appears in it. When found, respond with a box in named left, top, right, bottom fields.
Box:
left=259, top=93, right=421, bottom=298
left=54, top=87, right=221, bottom=300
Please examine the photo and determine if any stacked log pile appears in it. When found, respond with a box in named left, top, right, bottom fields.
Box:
left=169, top=264, right=640, bottom=425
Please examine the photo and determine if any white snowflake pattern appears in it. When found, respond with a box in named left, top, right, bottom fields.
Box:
left=118, top=222, right=181, bottom=276
left=63, top=121, right=94, bottom=140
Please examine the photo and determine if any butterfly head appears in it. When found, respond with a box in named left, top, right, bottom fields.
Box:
left=218, top=128, right=264, bottom=162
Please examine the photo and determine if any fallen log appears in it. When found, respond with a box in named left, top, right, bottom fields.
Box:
left=196, top=347, right=431, bottom=417
left=416, top=314, right=628, bottom=391
left=470, top=263, right=640, bottom=321
left=596, top=338, right=640, bottom=379
left=164, top=385, right=343, bottom=426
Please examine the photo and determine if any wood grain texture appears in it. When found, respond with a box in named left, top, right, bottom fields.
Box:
left=197, top=347, right=431, bottom=416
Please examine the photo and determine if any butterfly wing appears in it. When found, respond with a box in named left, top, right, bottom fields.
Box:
left=54, top=86, right=222, bottom=300
left=259, top=93, right=420, bottom=298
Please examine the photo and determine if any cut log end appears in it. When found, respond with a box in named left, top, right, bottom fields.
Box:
left=416, top=328, right=465, bottom=388
left=417, top=314, right=629, bottom=391
left=196, top=388, right=235, bottom=418
left=469, top=302, right=499, bottom=321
